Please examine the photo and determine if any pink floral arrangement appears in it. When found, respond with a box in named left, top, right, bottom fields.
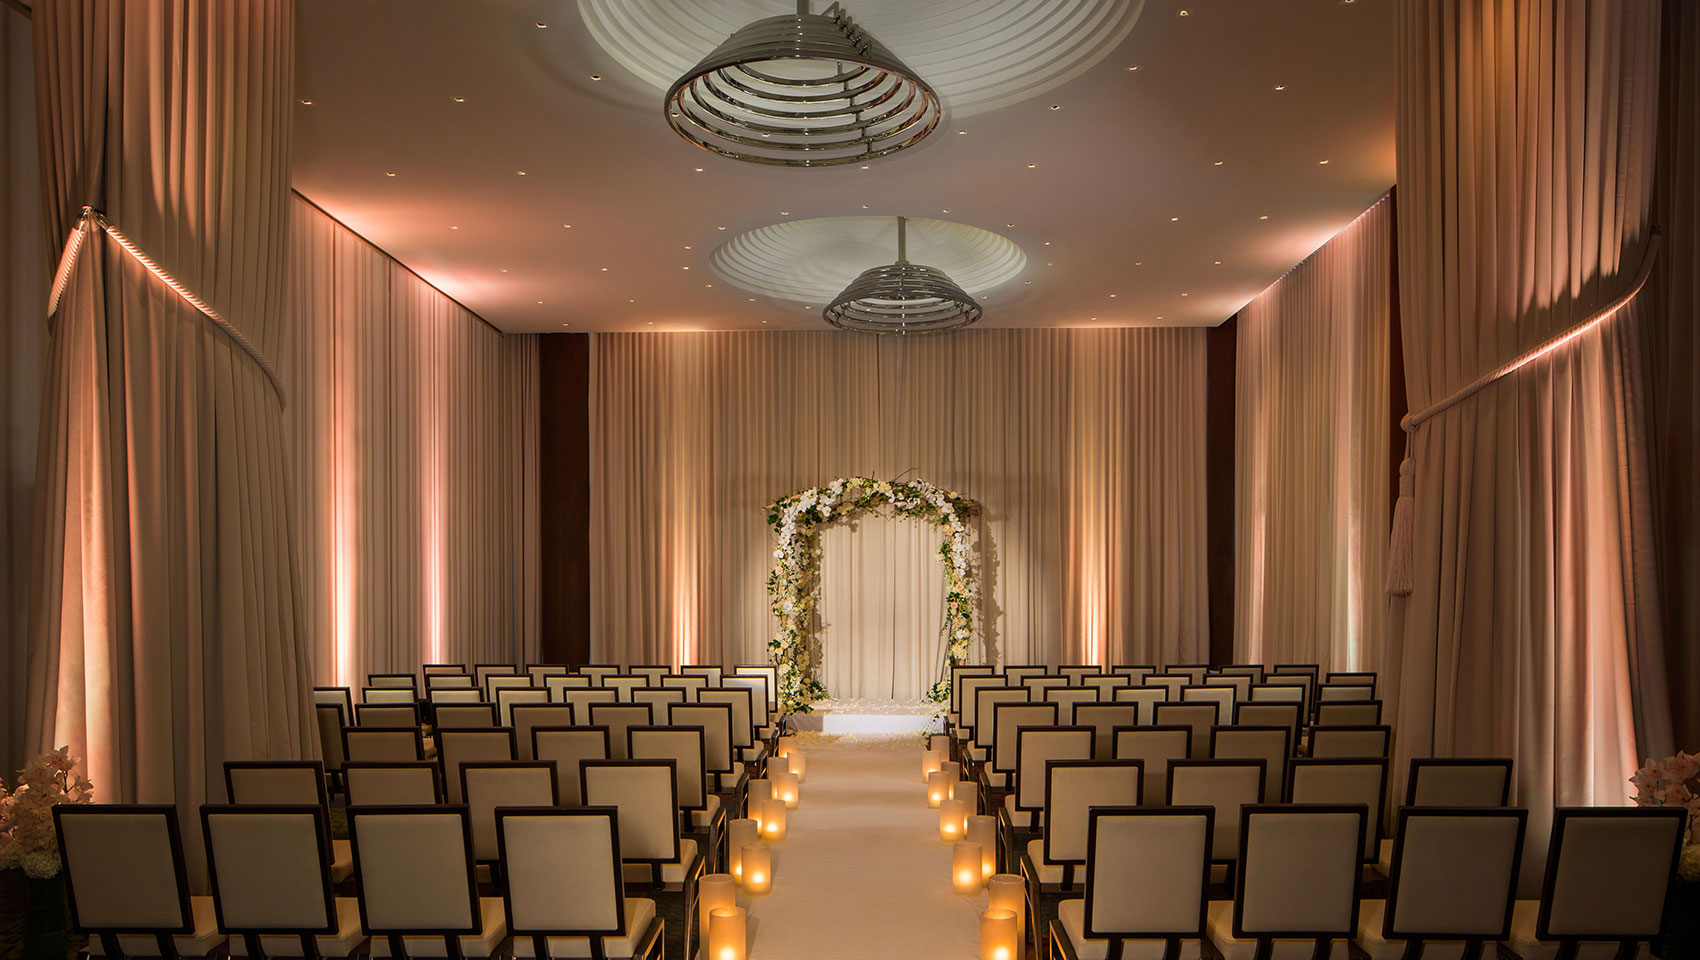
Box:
left=0, top=746, right=96, bottom=879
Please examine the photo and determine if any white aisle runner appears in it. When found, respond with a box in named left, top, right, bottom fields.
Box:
left=742, top=734, right=983, bottom=960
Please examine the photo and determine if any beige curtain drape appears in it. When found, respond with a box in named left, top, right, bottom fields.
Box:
left=589, top=329, right=1209, bottom=698
left=1392, top=0, right=1669, bottom=883
left=26, top=0, right=315, bottom=818
left=282, top=198, right=540, bottom=688
left=1, top=3, right=46, bottom=782
left=1235, top=197, right=1392, bottom=674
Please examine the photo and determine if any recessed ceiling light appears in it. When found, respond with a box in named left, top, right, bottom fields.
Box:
left=958, top=130, right=968, bottom=135
left=629, top=299, right=636, bottom=303
left=1259, top=215, right=1269, bottom=220
left=647, top=321, right=654, bottom=325
left=452, top=97, right=466, bottom=103
left=1157, top=315, right=1164, bottom=320
left=1181, top=292, right=1189, bottom=297
left=780, top=211, right=789, bottom=215
left=694, top=167, right=704, bottom=172
left=500, top=269, right=508, bottom=273
left=717, top=226, right=727, bottom=230
left=749, top=298, right=756, bottom=302
left=1109, top=294, right=1117, bottom=298
left=564, top=224, right=573, bottom=228
left=517, top=170, right=527, bottom=175
left=1005, top=223, right=1015, bottom=227
left=1170, top=217, right=1180, bottom=221
left=450, top=225, right=458, bottom=230
left=861, top=204, right=869, bottom=209
left=942, top=208, right=950, bottom=213
left=535, top=21, right=547, bottom=28
left=600, top=267, right=609, bottom=271
left=1024, top=280, right=1032, bottom=284
left=1213, top=161, right=1224, bottom=166
left=1135, top=261, right=1143, bottom=265
left=1049, top=105, right=1061, bottom=110
left=705, top=283, right=713, bottom=288
left=761, top=320, right=768, bottom=323
left=1273, top=83, right=1287, bottom=91
left=1214, top=260, right=1222, bottom=265
left=1318, top=159, right=1330, bottom=164
left=385, top=172, right=396, bottom=177
left=536, top=300, right=543, bottom=304
left=298, top=99, right=314, bottom=105
left=1177, top=8, right=1190, bottom=15
left=590, top=74, right=602, bottom=81
left=1047, top=261, right=1054, bottom=266
left=1091, top=316, right=1099, bottom=320
left=1127, top=65, right=1140, bottom=71
left=684, top=245, right=693, bottom=250
left=561, top=323, right=569, bottom=327
left=682, top=266, right=690, bottom=270
left=860, top=165, right=870, bottom=170
left=1043, top=241, right=1051, bottom=245
left=1027, top=163, right=1037, bottom=169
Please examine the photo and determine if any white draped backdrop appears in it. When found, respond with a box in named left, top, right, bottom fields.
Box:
left=588, top=329, right=1211, bottom=699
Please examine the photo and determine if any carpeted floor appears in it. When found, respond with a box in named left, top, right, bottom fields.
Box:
left=740, top=732, right=984, bottom=959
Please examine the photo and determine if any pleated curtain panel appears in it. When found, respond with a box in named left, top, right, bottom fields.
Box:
left=1389, top=0, right=1679, bottom=874
left=588, top=328, right=1211, bottom=697
left=25, top=0, right=317, bottom=821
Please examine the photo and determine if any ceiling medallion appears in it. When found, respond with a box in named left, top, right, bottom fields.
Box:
left=824, top=217, right=982, bottom=335
left=665, top=2, right=940, bottom=167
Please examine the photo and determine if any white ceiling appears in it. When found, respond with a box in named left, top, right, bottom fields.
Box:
left=294, top=0, right=1396, bottom=334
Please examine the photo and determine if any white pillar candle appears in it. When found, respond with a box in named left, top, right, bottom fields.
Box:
left=940, top=760, right=961, bottom=784
left=747, top=778, right=772, bottom=810
left=939, top=798, right=969, bottom=843
left=740, top=842, right=772, bottom=895
left=727, top=819, right=759, bottom=880
left=926, top=770, right=951, bottom=808
left=708, top=905, right=747, bottom=960
left=966, top=815, right=997, bottom=879
left=771, top=770, right=799, bottom=809
left=953, top=842, right=985, bottom=894
left=776, top=735, right=797, bottom=758
left=987, top=874, right=1026, bottom=949
left=788, top=749, right=806, bottom=782
left=767, top=754, right=790, bottom=776
left=758, top=798, right=787, bottom=841
left=979, top=908, right=1018, bottom=960
left=697, top=874, right=736, bottom=955
left=951, top=776, right=975, bottom=806
left=921, top=744, right=947, bottom=780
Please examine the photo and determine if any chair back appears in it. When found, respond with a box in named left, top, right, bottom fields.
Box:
left=433, top=703, right=498, bottom=729
left=1286, top=758, right=1388, bottom=861
left=438, top=727, right=519, bottom=803
left=1210, top=675, right=1253, bottom=702
left=1181, top=684, right=1237, bottom=724
left=483, top=673, right=530, bottom=703
left=1042, top=760, right=1143, bottom=867
left=497, top=808, right=634, bottom=956
left=1111, top=725, right=1191, bottom=805
left=1083, top=807, right=1213, bottom=945
left=1043, top=686, right=1099, bottom=724
left=347, top=806, right=480, bottom=944
left=1073, top=703, right=1138, bottom=758
left=628, top=725, right=710, bottom=812
left=1383, top=808, right=1526, bottom=945
left=588, top=703, right=655, bottom=759
left=497, top=687, right=550, bottom=727
left=659, top=675, right=708, bottom=700
left=362, top=687, right=415, bottom=706
left=1216, top=664, right=1265, bottom=682
left=1153, top=702, right=1219, bottom=759
left=668, top=703, right=736, bottom=777
left=1247, top=683, right=1305, bottom=705
left=1059, top=666, right=1101, bottom=682
left=1324, top=672, right=1377, bottom=695
left=723, top=676, right=772, bottom=730
left=633, top=687, right=687, bottom=715
left=1004, top=665, right=1049, bottom=684
left=956, top=676, right=1010, bottom=734
left=564, top=688, right=618, bottom=718
left=1112, top=687, right=1165, bottom=726
left=201, top=806, right=338, bottom=941
left=526, top=665, right=570, bottom=685
left=460, top=761, right=560, bottom=862
left=366, top=674, right=419, bottom=694
left=1142, top=674, right=1188, bottom=700
left=313, top=687, right=353, bottom=726
left=1167, top=759, right=1266, bottom=862
left=1537, top=807, right=1686, bottom=943
left=629, top=666, right=671, bottom=685
left=55, top=805, right=195, bottom=954
left=696, top=688, right=756, bottom=749
left=1406, top=758, right=1513, bottom=807
left=581, top=760, right=682, bottom=867
left=1082, top=675, right=1130, bottom=701
left=1308, top=724, right=1391, bottom=759
left=1167, top=665, right=1209, bottom=685
left=1315, top=700, right=1382, bottom=726
left=1013, top=726, right=1095, bottom=812
left=342, top=726, right=425, bottom=763
left=1021, top=676, right=1070, bottom=699
left=224, top=761, right=327, bottom=807
left=344, top=762, right=442, bottom=805
left=973, top=687, right=1032, bottom=751
left=473, top=664, right=515, bottom=687
left=544, top=675, right=591, bottom=700
left=315, top=705, right=346, bottom=773
left=1233, top=805, right=1365, bottom=946
left=577, top=665, right=622, bottom=682
left=733, top=665, right=780, bottom=711
left=991, top=702, right=1059, bottom=773
left=355, top=703, right=419, bottom=728
left=1109, top=665, right=1156, bottom=682
left=426, top=674, right=475, bottom=691
left=430, top=687, right=485, bottom=705
left=601, top=676, right=648, bottom=702
left=422, top=663, right=468, bottom=677
left=532, top=726, right=612, bottom=806
left=1234, top=701, right=1301, bottom=746
left=679, top=665, right=724, bottom=685
left=949, top=667, right=998, bottom=714
left=510, top=704, right=575, bottom=760
left=1209, top=726, right=1290, bottom=803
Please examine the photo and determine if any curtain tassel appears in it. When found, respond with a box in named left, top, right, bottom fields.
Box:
left=1384, top=455, right=1415, bottom=597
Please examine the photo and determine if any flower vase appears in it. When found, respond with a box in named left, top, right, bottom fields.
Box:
left=0, top=869, right=69, bottom=960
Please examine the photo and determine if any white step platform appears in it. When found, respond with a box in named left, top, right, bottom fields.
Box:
left=789, top=698, right=946, bottom=735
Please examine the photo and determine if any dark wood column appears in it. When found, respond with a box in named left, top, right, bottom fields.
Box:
left=538, top=333, right=591, bottom=665
left=1205, top=315, right=1238, bottom=666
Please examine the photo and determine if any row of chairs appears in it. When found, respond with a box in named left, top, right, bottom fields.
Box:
left=55, top=802, right=667, bottom=960
left=1044, top=803, right=1686, bottom=960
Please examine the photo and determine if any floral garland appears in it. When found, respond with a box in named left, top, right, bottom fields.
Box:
left=767, top=477, right=980, bottom=712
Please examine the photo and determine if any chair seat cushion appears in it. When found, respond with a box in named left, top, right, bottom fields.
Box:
left=370, top=897, right=509, bottom=959
left=1353, top=900, right=1479, bottom=960
left=619, top=839, right=698, bottom=887
left=228, top=898, right=366, bottom=958
left=331, top=838, right=354, bottom=883
left=1025, top=839, right=1065, bottom=885
left=1056, top=899, right=1204, bottom=960
left=967, top=746, right=989, bottom=763
left=983, top=771, right=1009, bottom=789
left=1003, top=794, right=1035, bottom=830
left=89, top=896, right=226, bottom=957
left=690, top=795, right=722, bottom=830
left=1204, top=901, right=1350, bottom=960
left=511, top=898, right=657, bottom=959
left=1503, top=901, right=1652, bottom=960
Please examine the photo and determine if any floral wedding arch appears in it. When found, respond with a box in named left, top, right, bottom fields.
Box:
left=766, top=477, right=981, bottom=712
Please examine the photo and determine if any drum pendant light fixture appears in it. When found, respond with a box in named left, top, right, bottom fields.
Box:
left=665, top=2, right=940, bottom=167
left=824, top=217, right=983, bottom=335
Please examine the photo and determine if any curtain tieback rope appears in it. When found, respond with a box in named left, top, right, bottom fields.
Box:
left=1384, top=230, right=1662, bottom=597
left=46, top=205, right=288, bottom=407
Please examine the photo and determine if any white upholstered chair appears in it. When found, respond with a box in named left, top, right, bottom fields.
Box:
left=1209, top=726, right=1292, bottom=803
left=1112, top=725, right=1192, bottom=806
left=1354, top=807, right=1526, bottom=960
left=437, top=728, right=518, bottom=804
left=1204, top=805, right=1366, bottom=960
left=499, top=808, right=664, bottom=960
left=349, top=806, right=510, bottom=960
left=56, top=805, right=224, bottom=959
left=1166, top=759, right=1266, bottom=886
left=1050, top=806, right=1214, bottom=960
left=344, top=762, right=443, bottom=806
left=1285, top=758, right=1389, bottom=865
left=222, top=761, right=352, bottom=883
left=532, top=726, right=611, bottom=807
left=202, top=805, right=367, bottom=959
left=1023, top=759, right=1143, bottom=892
left=580, top=760, right=704, bottom=896
left=1154, top=703, right=1220, bottom=760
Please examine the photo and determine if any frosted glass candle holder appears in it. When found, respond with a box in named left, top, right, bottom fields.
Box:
left=708, top=905, right=747, bottom=960
left=939, top=798, right=969, bottom=843
left=727, top=819, right=759, bottom=879
left=698, top=874, right=736, bottom=949
left=987, top=874, right=1026, bottom=948
left=966, top=815, right=997, bottom=879
left=953, top=842, right=985, bottom=894
left=979, top=907, right=1018, bottom=960
left=922, top=744, right=947, bottom=780
left=771, top=770, right=800, bottom=809
left=927, top=770, right=950, bottom=808
left=758, top=798, right=788, bottom=841
left=747, top=778, right=772, bottom=808
left=776, top=735, right=798, bottom=758
left=740, top=842, right=772, bottom=895
left=767, top=754, right=790, bottom=776
left=788, top=749, right=806, bottom=781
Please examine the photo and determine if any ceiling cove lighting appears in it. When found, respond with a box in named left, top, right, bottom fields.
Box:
left=665, top=1, right=940, bottom=167
left=823, top=216, right=981, bottom=335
